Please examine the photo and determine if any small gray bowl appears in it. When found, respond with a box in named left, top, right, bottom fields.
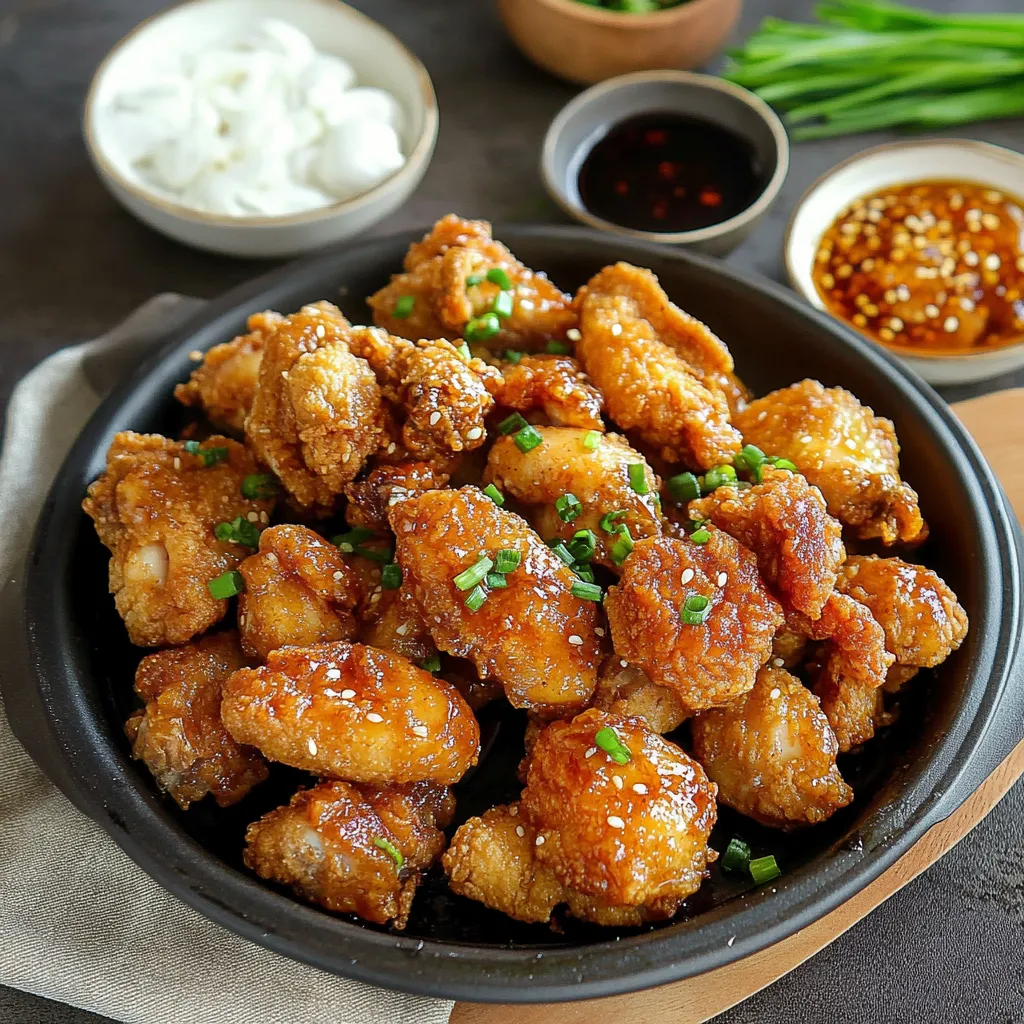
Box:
left=542, top=70, right=789, bottom=257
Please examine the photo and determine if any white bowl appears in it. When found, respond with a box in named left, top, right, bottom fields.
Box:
left=84, top=0, right=438, bottom=258
left=785, top=139, right=1024, bottom=386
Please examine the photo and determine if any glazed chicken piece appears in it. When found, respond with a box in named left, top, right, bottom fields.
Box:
left=174, top=310, right=282, bottom=433
left=390, top=487, right=602, bottom=713
left=487, top=354, right=604, bottom=431
left=484, top=427, right=662, bottom=570
left=605, top=533, right=784, bottom=711
left=836, top=555, right=968, bottom=691
left=245, top=302, right=390, bottom=515
left=575, top=263, right=743, bottom=468
left=344, top=461, right=450, bottom=532
left=692, top=664, right=853, bottom=829
left=82, top=431, right=275, bottom=647
left=772, top=622, right=810, bottom=669
left=591, top=657, right=690, bottom=735
left=368, top=214, right=577, bottom=350
left=689, top=466, right=846, bottom=619
left=245, top=779, right=454, bottom=928
left=126, top=632, right=267, bottom=810
left=237, top=525, right=361, bottom=661
left=357, top=581, right=437, bottom=665
left=221, top=641, right=480, bottom=784
left=734, top=379, right=927, bottom=546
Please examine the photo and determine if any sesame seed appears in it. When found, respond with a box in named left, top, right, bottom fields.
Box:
left=323, top=688, right=338, bottom=697
left=568, top=635, right=583, bottom=646
left=961, top=298, right=976, bottom=312
left=612, top=775, right=623, bottom=790
left=510, top=805, right=518, bottom=816
left=681, top=568, right=694, bottom=585
left=467, top=426, right=483, bottom=440
left=716, top=572, right=727, bottom=587
left=367, top=712, right=384, bottom=723
left=535, top=835, right=545, bottom=846
left=924, top=304, right=940, bottom=318
left=520, top=299, right=535, bottom=311
left=429, top=411, right=441, bottom=426
left=567, top=328, right=582, bottom=341
left=326, top=668, right=341, bottom=681
left=844, top=437, right=857, bottom=450
left=633, top=783, right=648, bottom=795
left=595, top=627, right=605, bottom=637
left=260, top=511, right=269, bottom=523
left=173, top=457, right=181, bottom=470
left=964, top=251, right=980, bottom=267
left=246, top=511, right=259, bottom=522
left=412, top=725, right=428, bottom=738
left=516, top=825, right=525, bottom=838
left=307, top=738, right=318, bottom=756
left=773, top=657, right=785, bottom=667
left=984, top=253, right=1001, bottom=271
left=943, top=316, right=960, bottom=333
left=607, top=815, right=625, bottom=829
left=316, top=325, right=326, bottom=339
left=620, top=659, right=628, bottom=668
left=341, top=689, right=357, bottom=699
left=387, top=443, right=397, bottom=454
left=800, top=434, right=813, bottom=444
left=610, top=323, right=622, bottom=336
left=333, top=570, right=343, bottom=581
left=889, top=317, right=904, bottom=332
left=585, top=747, right=597, bottom=758
left=769, top=687, right=781, bottom=700
left=189, top=349, right=203, bottom=361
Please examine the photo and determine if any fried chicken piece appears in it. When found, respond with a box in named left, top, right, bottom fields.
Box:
left=357, top=582, right=437, bottom=664
left=692, top=665, right=853, bottom=829
left=236, top=525, right=360, bottom=661
left=772, top=623, right=809, bottom=669
left=484, top=427, right=662, bottom=570
left=488, top=354, right=604, bottom=430
left=836, top=555, right=968, bottom=691
left=592, top=657, right=690, bottom=735
left=244, top=779, right=454, bottom=928
left=689, top=466, right=846, bottom=619
left=174, top=311, right=282, bottom=433
left=82, top=431, right=275, bottom=647
left=575, top=263, right=743, bottom=468
left=520, top=709, right=717, bottom=914
left=605, top=533, right=784, bottom=711
left=245, top=302, right=389, bottom=515
left=734, top=379, right=927, bottom=545
left=368, top=215, right=577, bottom=350
left=390, top=487, right=601, bottom=713
left=125, top=632, right=267, bottom=809
left=344, top=461, right=451, bottom=531
left=221, top=641, right=480, bottom=784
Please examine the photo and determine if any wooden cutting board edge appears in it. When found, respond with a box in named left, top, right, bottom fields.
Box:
left=450, top=388, right=1024, bottom=1024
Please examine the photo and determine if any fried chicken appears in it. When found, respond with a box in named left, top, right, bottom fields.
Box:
left=356, top=581, right=437, bottom=665
left=605, top=533, right=784, bottom=711
left=82, top=431, right=275, bottom=646
left=591, top=657, right=690, bottom=735
left=689, top=466, right=845, bottom=619
left=244, top=779, right=454, bottom=928
left=390, top=486, right=601, bottom=712
left=575, top=263, right=743, bottom=468
left=368, top=214, right=577, bottom=350
left=692, top=664, right=853, bottom=829
left=344, top=461, right=451, bottom=532
left=487, top=354, right=604, bottom=430
left=245, top=302, right=389, bottom=515
left=236, top=525, right=361, bottom=660
left=221, top=641, right=480, bottom=784
left=174, top=311, right=282, bottom=433
left=484, top=427, right=662, bottom=570
left=734, top=379, right=926, bottom=545
left=126, top=632, right=267, bottom=809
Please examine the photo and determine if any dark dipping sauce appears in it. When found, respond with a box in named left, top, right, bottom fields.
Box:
left=576, top=112, right=766, bottom=234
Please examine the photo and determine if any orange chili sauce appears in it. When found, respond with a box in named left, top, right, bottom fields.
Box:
left=812, top=180, right=1024, bottom=353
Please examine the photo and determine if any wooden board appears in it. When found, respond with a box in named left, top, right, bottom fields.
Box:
left=451, top=389, right=1024, bottom=1024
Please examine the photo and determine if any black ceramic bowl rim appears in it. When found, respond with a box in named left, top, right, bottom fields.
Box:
left=19, top=225, right=1022, bottom=1003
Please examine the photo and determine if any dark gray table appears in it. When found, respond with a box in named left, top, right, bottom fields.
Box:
left=2, top=1, right=1023, bottom=1021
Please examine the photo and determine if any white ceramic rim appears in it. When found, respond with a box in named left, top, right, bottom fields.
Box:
left=540, top=70, right=791, bottom=246
left=82, top=0, right=439, bottom=229
left=783, top=137, right=1024, bottom=366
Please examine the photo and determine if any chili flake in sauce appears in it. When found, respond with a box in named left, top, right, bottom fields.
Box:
left=812, top=181, right=1024, bottom=352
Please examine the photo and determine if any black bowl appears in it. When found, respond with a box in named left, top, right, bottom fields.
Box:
left=4, top=226, right=1023, bottom=1003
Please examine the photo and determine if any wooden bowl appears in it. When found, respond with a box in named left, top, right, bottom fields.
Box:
left=496, top=0, right=742, bottom=85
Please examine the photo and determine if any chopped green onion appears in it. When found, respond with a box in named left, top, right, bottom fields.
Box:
left=183, top=440, right=229, bottom=467
left=492, top=290, right=515, bottom=319
left=465, top=272, right=485, bottom=288
left=514, top=425, right=543, bottom=453
left=464, top=584, right=488, bottom=612
left=582, top=430, right=601, bottom=451
left=610, top=526, right=634, bottom=566
left=599, top=510, right=628, bottom=534
left=667, top=472, right=701, bottom=504
left=421, top=654, right=441, bottom=674
left=627, top=463, right=650, bottom=495
left=381, top=563, right=402, bottom=590
left=355, top=545, right=394, bottom=564
left=393, top=295, right=415, bottom=319
left=555, top=492, right=582, bottom=523
left=486, top=267, right=513, bottom=290
left=548, top=540, right=575, bottom=566
left=702, top=464, right=738, bottom=491
left=505, top=350, right=523, bottom=364
left=465, top=312, right=501, bottom=341
left=373, top=836, right=404, bottom=869
left=332, top=527, right=375, bottom=553
left=494, top=548, right=521, bottom=574
left=572, top=563, right=595, bottom=583
left=208, top=570, right=244, bottom=600
left=454, top=555, right=494, bottom=591
left=568, top=529, right=596, bottom=563
left=456, top=341, right=472, bottom=360
left=749, top=854, right=781, bottom=885
left=680, top=593, right=712, bottom=625
left=498, top=412, right=529, bottom=435
left=771, top=457, right=798, bottom=472
left=721, top=837, right=751, bottom=874
left=572, top=580, right=603, bottom=602
left=482, top=483, right=504, bottom=506
left=734, top=444, right=766, bottom=475
left=485, top=572, right=508, bottom=589
left=594, top=726, right=631, bottom=764
left=545, top=340, right=571, bottom=355
left=690, top=528, right=711, bottom=545
left=214, top=516, right=260, bottom=548
left=241, top=473, right=278, bottom=500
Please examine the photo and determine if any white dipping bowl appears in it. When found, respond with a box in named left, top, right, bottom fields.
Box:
left=84, top=0, right=438, bottom=258
left=785, top=139, right=1024, bottom=386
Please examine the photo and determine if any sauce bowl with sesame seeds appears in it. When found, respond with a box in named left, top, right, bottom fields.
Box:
left=786, top=139, right=1024, bottom=385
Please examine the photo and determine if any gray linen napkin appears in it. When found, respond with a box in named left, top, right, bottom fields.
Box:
left=0, top=295, right=454, bottom=1024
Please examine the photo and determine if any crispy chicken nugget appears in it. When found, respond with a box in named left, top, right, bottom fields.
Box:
left=237, top=525, right=361, bottom=661
left=692, top=665, right=853, bottom=829
left=487, top=354, right=605, bottom=431
left=689, top=466, right=846, bottom=619
left=734, top=379, right=926, bottom=546
left=592, top=657, right=690, bottom=735
left=82, top=431, right=275, bottom=647
left=344, top=461, right=451, bottom=532
left=221, top=641, right=480, bottom=784
left=357, top=581, right=437, bottom=665
left=244, top=779, right=454, bottom=928
left=390, top=486, right=602, bottom=713
left=174, top=311, right=282, bottom=433
left=126, top=632, right=267, bottom=809
left=245, top=302, right=389, bottom=515
left=605, top=533, right=784, bottom=711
